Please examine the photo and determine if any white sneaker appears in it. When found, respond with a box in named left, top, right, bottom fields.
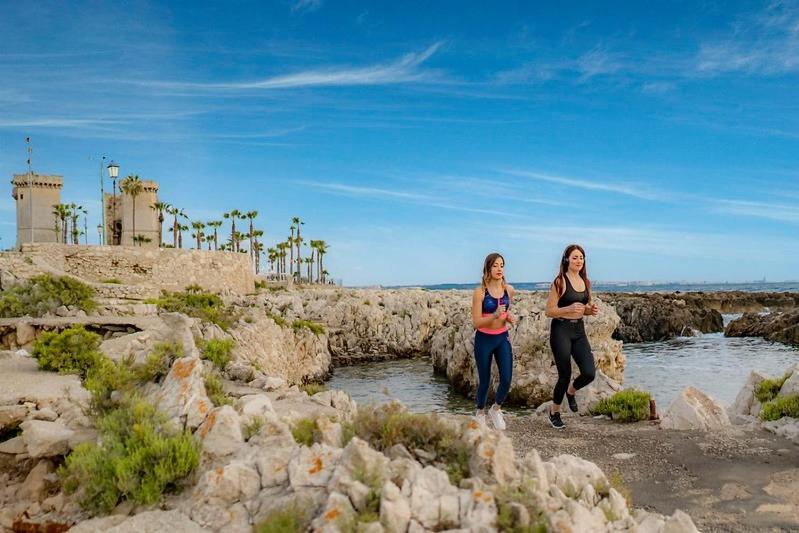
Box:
left=489, top=404, right=506, bottom=431
left=474, top=411, right=488, bottom=428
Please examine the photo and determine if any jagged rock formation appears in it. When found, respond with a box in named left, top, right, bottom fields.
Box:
left=725, top=309, right=799, bottom=346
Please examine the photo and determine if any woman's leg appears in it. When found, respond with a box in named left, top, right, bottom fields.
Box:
left=550, top=322, right=573, bottom=410
left=493, top=334, right=513, bottom=405
left=474, top=332, right=493, bottom=410
left=571, top=328, right=596, bottom=390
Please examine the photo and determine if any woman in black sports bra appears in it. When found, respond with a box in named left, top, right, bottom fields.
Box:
left=544, top=244, right=599, bottom=429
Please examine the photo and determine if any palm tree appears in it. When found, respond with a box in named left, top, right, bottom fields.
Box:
left=223, top=210, right=241, bottom=252
left=288, top=226, right=295, bottom=277
left=191, top=221, right=206, bottom=249
left=133, top=234, right=152, bottom=247
left=120, top=175, right=143, bottom=246
left=81, top=207, right=88, bottom=244
left=244, top=211, right=258, bottom=259
left=167, top=206, right=187, bottom=247
left=315, top=240, right=329, bottom=284
left=178, top=223, right=188, bottom=249
left=291, top=217, right=304, bottom=279
left=322, top=269, right=330, bottom=284
left=251, top=229, right=264, bottom=271
left=207, top=220, right=223, bottom=250
left=267, top=247, right=277, bottom=273
left=205, top=234, right=213, bottom=251
left=276, top=242, right=288, bottom=275
left=52, top=204, right=69, bottom=243
left=69, top=203, right=83, bottom=244
left=151, top=201, right=171, bottom=247
left=305, top=256, right=314, bottom=284
left=252, top=241, right=264, bottom=274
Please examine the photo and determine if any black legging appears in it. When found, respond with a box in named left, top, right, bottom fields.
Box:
left=550, top=319, right=596, bottom=405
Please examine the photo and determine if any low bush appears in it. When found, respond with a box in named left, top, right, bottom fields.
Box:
left=0, top=274, right=96, bottom=318
left=60, top=396, right=199, bottom=514
left=760, top=394, right=799, bottom=421
left=135, top=342, right=183, bottom=383
left=265, top=311, right=288, bottom=328
left=204, top=371, right=232, bottom=407
left=300, top=382, right=326, bottom=396
left=244, top=416, right=264, bottom=441
left=291, top=418, right=320, bottom=447
left=495, top=478, right=548, bottom=533
left=591, top=390, right=651, bottom=423
left=200, top=338, right=234, bottom=370
left=32, top=326, right=104, bottom=380
left=351, top=403, right=470, bottom=484
left=151, top=288, right=235, bottom=331
left=756, top=374, right=790, bottom=403
left=254, top=500, right=311, bottom=533
left=291, top=319, right=325, bottom=336
left=101, top=278, right=122, bottom=284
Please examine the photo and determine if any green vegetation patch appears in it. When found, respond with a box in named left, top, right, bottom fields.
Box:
left=32, top=325, right=104, bottom=380
left=760, top=394, right=799, bottom=421
left=200, top=338, right=234, bottom=370
left=300, top=382, right=326, bottom=396
left=204, top=370, right=232, bottom=407
left=34, top=327, right=199, bottom=514
left=291, top=319, right=325, bottom=335
left=254, top=500, right=311, bottom=533
left=291, top=417, right=320, bottom=447
left=756, top=374, right=791, bottom=403
left=134, top=342, right=183, bottom=383
left=101, top=278, right=122, bottom=284
left=351, top=403, right=470, bottom=484
left=151, top=287, right=235, bottom=330
left=0, top=274, right=96, bottom=318
left=60, top=396, right=199, bottom=514
left=591, top=390, right=651, bottom=423
left=265, top=311, right=288, bottom=328
left=495, top=478, right=548, bottom=533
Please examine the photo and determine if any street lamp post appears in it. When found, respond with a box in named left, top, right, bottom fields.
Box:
left=98, top=155, right=106, bottom=245
left=96, top=224, right=103, bottom=245
left=26, top=137, right=33, bottom=245
left=107, top=161, right=119, bottom=244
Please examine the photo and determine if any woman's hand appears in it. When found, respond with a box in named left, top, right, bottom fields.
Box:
left=588, top=303, right=599, bottom=316
left=505, top=313, right=516, bottom=325
left=568, top=302, right=586, bottom=315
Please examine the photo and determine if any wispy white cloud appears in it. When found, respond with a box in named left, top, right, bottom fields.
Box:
left=132, top=43, right=444, bottom=91
left=575, top=45, right=624, bottom=82
left=0, top=118, right=125, bottom=129
left=694, top=1, right=799, bottom=76
left=500, top=169, right=665, bottom=201
left=711, top=199, right=799, bottom=224
left=291, top=0, right=323, bottom=14
left=298, top=180, right=528, bottom=217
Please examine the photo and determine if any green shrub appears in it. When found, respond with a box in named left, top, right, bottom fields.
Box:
left=204, top=371, right=231, bottom=407
left=102, top=278, right=122, bottom=284
left=756, top=374, right=790, bottom=403
left=292, top=418, right=320, bottom=447
left=495, top=479, right=548, bottom=532
left=254, top=280, right=267, bottom=290
left=591, top=390, right=651, bottom=423
left=0, top=274, right=96, bottom=318
left=84, top=356, right=135, bottom=415
left=254, top=500, right=311, bottom=533
left=60, top=396, right=199, bottom=514
left=760, top=394, right=799, bottom=421
left=32, top=326, right=104, bottom=379
left=300, top=382, right=326, bottom=396
left=200, top=338, right=234, bottom=370
left=266, top=311, right=288, bottom=328
left=135, top=342, right=183, bottom=383
left=151, top=289, right=235, bottom=331
left=291, top=319, right=325, bottom=335
left=351, top=403, right=470, bottom=484
left=244, top=416, right=264, bottom=441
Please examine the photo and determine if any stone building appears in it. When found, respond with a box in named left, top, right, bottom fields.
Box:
left=11, top=172, right=160, bottom=249
left=10, top=173, right=63, bottom=248
left=105, top=179, right=159, bottom=247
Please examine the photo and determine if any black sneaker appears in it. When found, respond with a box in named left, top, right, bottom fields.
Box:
left=566, top=392, right=579, bottom=413
left=548, top=410, right=566, bottom=429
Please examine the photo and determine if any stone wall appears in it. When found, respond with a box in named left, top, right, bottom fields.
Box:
left=4, top=243, right=254, bottom=294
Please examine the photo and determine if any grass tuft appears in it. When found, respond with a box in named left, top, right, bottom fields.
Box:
left=591, top=390, right=651, bottom=423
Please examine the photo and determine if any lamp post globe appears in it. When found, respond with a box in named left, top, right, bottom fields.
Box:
left=107, top=161, right=120, bottom=244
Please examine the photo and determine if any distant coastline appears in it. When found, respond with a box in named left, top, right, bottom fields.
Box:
left=385, top=281, right=799, bottom=293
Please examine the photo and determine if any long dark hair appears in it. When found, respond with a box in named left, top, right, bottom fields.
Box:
left=481, top=252, right=506, bottom=289
left=553, top=244, right=590, bottom=300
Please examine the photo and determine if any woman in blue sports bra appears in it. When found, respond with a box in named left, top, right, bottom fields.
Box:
left=470, top=252, right=516, bottom=430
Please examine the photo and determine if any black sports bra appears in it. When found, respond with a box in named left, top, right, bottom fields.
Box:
left=557, top=275, right=588, bottom=307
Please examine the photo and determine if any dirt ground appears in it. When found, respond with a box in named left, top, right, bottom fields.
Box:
left=506, top=412, right=799, bottom=532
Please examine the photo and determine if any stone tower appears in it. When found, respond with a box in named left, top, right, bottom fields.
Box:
left=119, top=179, right=159, bottom=247
left=10, top=173, right=63, bottom=249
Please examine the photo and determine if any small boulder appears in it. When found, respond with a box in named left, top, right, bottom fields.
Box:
left=661, top=387, right=730, bottom=431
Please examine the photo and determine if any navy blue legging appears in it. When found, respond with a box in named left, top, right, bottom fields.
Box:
left=474, top=330, right=513, bottom=409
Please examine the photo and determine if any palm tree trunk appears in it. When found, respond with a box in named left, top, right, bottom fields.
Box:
left=132, top=197, right=137, bottom=246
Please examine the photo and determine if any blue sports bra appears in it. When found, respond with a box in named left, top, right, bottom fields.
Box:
left=481, top=288, right=510, bottom=314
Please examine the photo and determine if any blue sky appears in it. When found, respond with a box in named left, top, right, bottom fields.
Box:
left=1, top=0, right=798, bottom=286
